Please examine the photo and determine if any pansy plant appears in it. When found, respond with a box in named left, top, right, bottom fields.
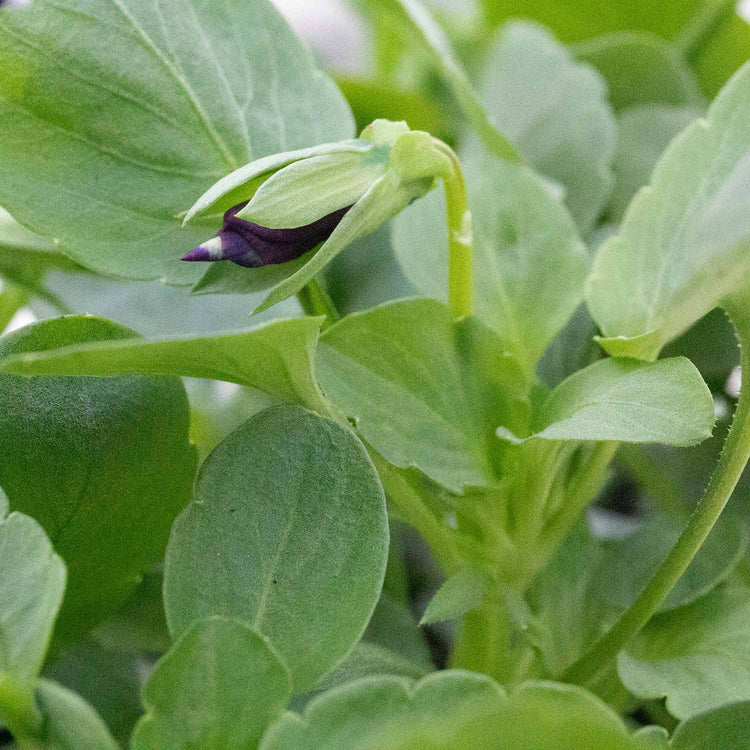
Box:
left=1, top=0, right=750, bottom=747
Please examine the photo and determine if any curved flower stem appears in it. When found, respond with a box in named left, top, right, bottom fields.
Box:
left=432, top=139, right=473, bottom=320
left=296, top=277, right=340, bottom=328
left=0, top=673, right=43, bottom=746
left=676, top=0, right=737, bottom=62
left=561, top=307, right=750, bottom=686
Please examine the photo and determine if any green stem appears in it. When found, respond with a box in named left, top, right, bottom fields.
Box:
left=561, top=312, right=750, bottom=685
left=526, top=441, right=618, bottom=589
left=0, top=673, right=43, bottom=743
left=0, top=283, right=28, bottom=335
left=370, top=450, right=463, bottom=575
left=676, top=0, right=737, bottom=62
left=432, top=139, right=473, bottom=320
left=296, top=278, right=340, bottom=329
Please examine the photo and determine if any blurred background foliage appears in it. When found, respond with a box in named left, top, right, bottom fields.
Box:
left=0, top=0, right=748, bottom=740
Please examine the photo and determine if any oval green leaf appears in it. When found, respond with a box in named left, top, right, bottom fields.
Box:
left=164, top=405, right=389, bottom=692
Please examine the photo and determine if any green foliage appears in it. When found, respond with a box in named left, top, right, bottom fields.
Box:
left=1, top=0, right=750, bottom=744
left=466, top=21, right=617, bottom=230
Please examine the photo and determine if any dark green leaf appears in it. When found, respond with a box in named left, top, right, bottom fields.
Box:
left=671, top=701, right=750, bottom=749
left=0, top=316, right=330, bottom=415
left=0, top=316, right=195, bottom=644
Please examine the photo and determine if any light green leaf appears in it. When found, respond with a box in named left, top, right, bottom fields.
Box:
left=164, top=405, right=389, bottom=692
left=573, top=32, right=704, bottom=111
left=0, top=513, right=65, bottom=680
left=0, top=316, right=196, bottom=645
left=317, top=298, right=527, bottom=493
left=618, top=584, right=750, bottom=719
left=183, top=141, right=365, bottom=224
left=499, top=356, right=714, bottom=446
left=263, top=674, right=642, bottom=750
left=586, top=61, right=750, bottom=360
left=0, top=316, right=329, bottom=415
left=0, top=0, right=353, bottom=283
left=392, top=157, right=587, bottom=375
left=390, top=681, right=647, bottom=750
left=368, top=0, right=519, bottom=162
left=35, top=679, right=119, bottom=750
left=237, top=150, right=387, bottom=228
left=365, top=593, right=432, bottom=667
left=260, top=671, right=505, bottom=750
left=420, top=567, right=488, bottom=625
left=252, top=172, right=433, bottom=314
left=467, top=21, right=616, bottom=230
left=607, top=104, right=702, bottom=222
left=132, top=617, right=290, bottom=750
left=671, top=701, right=750, bottom=749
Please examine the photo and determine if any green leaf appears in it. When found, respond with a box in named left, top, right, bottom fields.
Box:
left=392, top=157, right=587, bottom=375
left=671, top=701, right=750, bottom=748
left=618, top=584, right=750, bottom=719
left=389, top=681, right=648, bottom=750
left=317, top=298, right=527, bottom=493
left=0, top=316, right=196, bottom=645
left=252, top=172, right=433, bottom=314
left=183, top=141, right=365, bottom=224
left=263, top=674, right=643, bottom=750
left=420, top=567, right=488, bottom=625
left=607, top=104, right=702, bottom=222
left=498, top=356, right=714, bottom=446
left=0, top=316, right=330, bottom=415
left=467, top=21, right=616, bottom=230
left=366, top=0, right=519, bottom=162
left=164, top=405, right=389, bottom=692
left=586, top=61, right=750, bottom=360
left=573, top=32, right=704, bottom=111
left=237, top=149, right=388, bottom=228
left=0, top=0, right=353, bottom=283
left=45, top=638, right=143, bottom=745
left=132, top=617, right=290, bottom=750
left=0, top=513, right=65, bottom=680
left=35, top=679, right=119, bottom=750
left=260, top=671, right=505, bottom=750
